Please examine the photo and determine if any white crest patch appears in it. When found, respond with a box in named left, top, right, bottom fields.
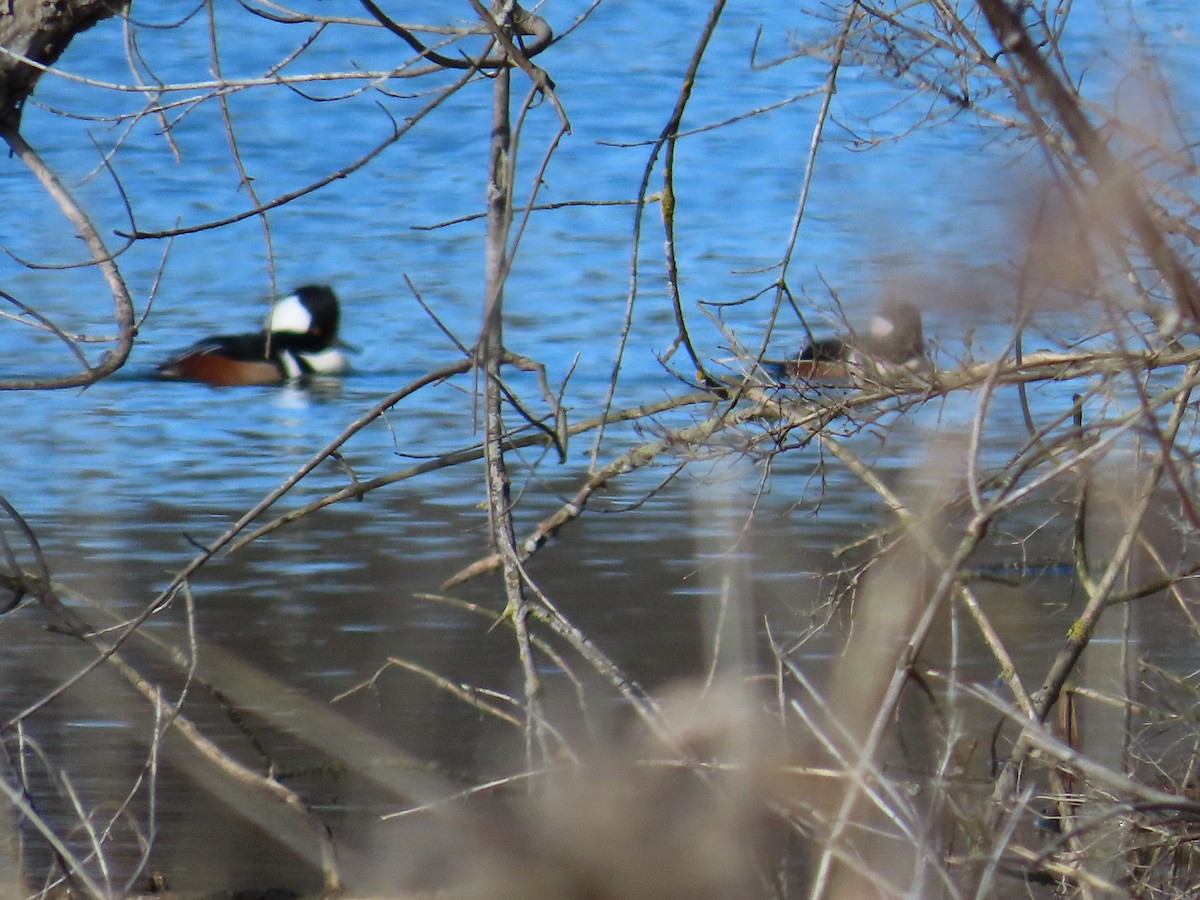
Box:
left=268, top=294, right=312, bottom=334
left=868, top=314, right=895, bottom=338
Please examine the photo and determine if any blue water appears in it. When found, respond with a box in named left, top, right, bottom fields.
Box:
left=1, top=0, right=1198, bottom=893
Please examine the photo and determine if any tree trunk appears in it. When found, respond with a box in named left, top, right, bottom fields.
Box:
left=0, top=0, right=128, bottom=128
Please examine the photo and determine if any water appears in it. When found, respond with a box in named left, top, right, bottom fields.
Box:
left=1, top=1, right=1198, bottom=894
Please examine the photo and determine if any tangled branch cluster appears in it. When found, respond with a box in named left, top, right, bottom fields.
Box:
left=2, top=1, right=1200, bottom=897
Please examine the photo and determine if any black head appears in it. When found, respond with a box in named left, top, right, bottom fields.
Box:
left=799, top=336, right=848, bottom=363
left=268, top=285, right=340, bottom=351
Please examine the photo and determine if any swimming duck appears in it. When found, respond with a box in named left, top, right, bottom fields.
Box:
left=154, top=285, right=348, bottom=386
left=780, top=300, right=929, bottom=381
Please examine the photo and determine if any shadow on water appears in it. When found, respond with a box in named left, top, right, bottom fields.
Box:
left=1, top=425, right=1140, bottom=894
left=3, top=466, right=721, bottom=892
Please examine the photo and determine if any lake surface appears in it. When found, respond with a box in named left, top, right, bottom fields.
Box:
left=1, top=1, right=1198, bottom=895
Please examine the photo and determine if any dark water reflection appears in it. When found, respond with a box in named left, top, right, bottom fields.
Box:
left=3, top=413, right=1115, bottom=893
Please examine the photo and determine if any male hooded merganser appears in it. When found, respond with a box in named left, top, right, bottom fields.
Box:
left=154, top=285, right=348, bottom=386
left=780, top=300, right=929, bottom=381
